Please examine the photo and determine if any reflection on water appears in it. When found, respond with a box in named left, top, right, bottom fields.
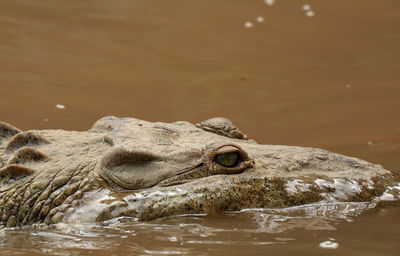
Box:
left=0, top=0, right=400, bottom=255
left=1, top=201, right=399, bottom=255
left=319, top=239, right=339, bottom=249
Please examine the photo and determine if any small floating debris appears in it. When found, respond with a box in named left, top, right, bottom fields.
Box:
left=244, top=21, right=254, bottom=28
left=346, top=84, right=352, bottom=88
left=44, top=118, right=49, bottom=122
left=275, top=237, right=296, bottom=242
left=168, top=236, right=178, bottom=242
left=367, top=140, right=391, bottom=146
left=302, top=4, right=315, bottom=17
left=319, top=240, right=339, bottom=249
left=56, top=104, right=66, bottom=109
left=306, top=10, right=315, bottom=17
left=256, top=16, right=265, bottom=23
left=264, top=0, right=275, bottom=6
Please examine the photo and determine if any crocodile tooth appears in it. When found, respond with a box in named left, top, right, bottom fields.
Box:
left=7, top=147, right=50, bottom=164
left=0, top=164, right=34, bottom=180
left=5, top=132, right=50, bottom=153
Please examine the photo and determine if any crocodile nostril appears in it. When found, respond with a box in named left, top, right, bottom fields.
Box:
left=101, top=147, right=160, bottom=168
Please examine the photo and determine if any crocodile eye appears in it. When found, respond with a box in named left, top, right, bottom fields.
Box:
left=215, top=152, right=240, bottom=167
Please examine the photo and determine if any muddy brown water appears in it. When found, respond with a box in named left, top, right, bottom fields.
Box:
left=0, top=0, right=399, bottom=255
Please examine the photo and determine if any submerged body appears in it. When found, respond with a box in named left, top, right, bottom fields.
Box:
left=0, top=116, right=399, bottom=227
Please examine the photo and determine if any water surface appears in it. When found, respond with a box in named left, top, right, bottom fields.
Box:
left=0, top=0, right=399, bottom=255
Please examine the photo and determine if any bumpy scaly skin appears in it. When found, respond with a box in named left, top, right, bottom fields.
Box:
left=0, top=116, right=398, bottom=227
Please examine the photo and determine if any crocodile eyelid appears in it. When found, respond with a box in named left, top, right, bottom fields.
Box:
left=215, top=145, right=241, bottom=154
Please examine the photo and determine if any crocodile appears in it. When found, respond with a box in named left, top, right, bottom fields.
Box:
left=0, top=116, right=399, bottom=227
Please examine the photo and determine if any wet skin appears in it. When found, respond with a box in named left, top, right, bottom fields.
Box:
left=0, top=116, right=399, bottom=227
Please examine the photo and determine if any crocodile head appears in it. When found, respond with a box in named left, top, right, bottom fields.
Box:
left=0, top=116, right=398, bottom=227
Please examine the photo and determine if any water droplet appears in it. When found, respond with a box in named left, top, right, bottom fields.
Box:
left=244, top=22, right=253, bottom=28
left=169, top=236, right=178, bottom=242
left=256, top=16, right=265, bottom=23
left=264, top=0, right=275, bottom=6
left=306, top=10, right=315, bottom=17
left=319, top=240, right=339, bottom=249
left=56, top=104, right=66, bottom=109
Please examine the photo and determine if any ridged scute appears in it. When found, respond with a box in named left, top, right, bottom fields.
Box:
left=5, top=132, right=50, bottom=153
left=0, top=121, right=22, bottom=140
left=8, top=147, right=50, bottom=165
left=0, top=164, right=34, bottom=179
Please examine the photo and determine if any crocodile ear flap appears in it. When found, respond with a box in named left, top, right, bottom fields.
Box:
left=100, top=147, right=164, bottom=190
left=196, top=118, right=248, bottom=140
left=101, top=147, right=160, bottom=169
